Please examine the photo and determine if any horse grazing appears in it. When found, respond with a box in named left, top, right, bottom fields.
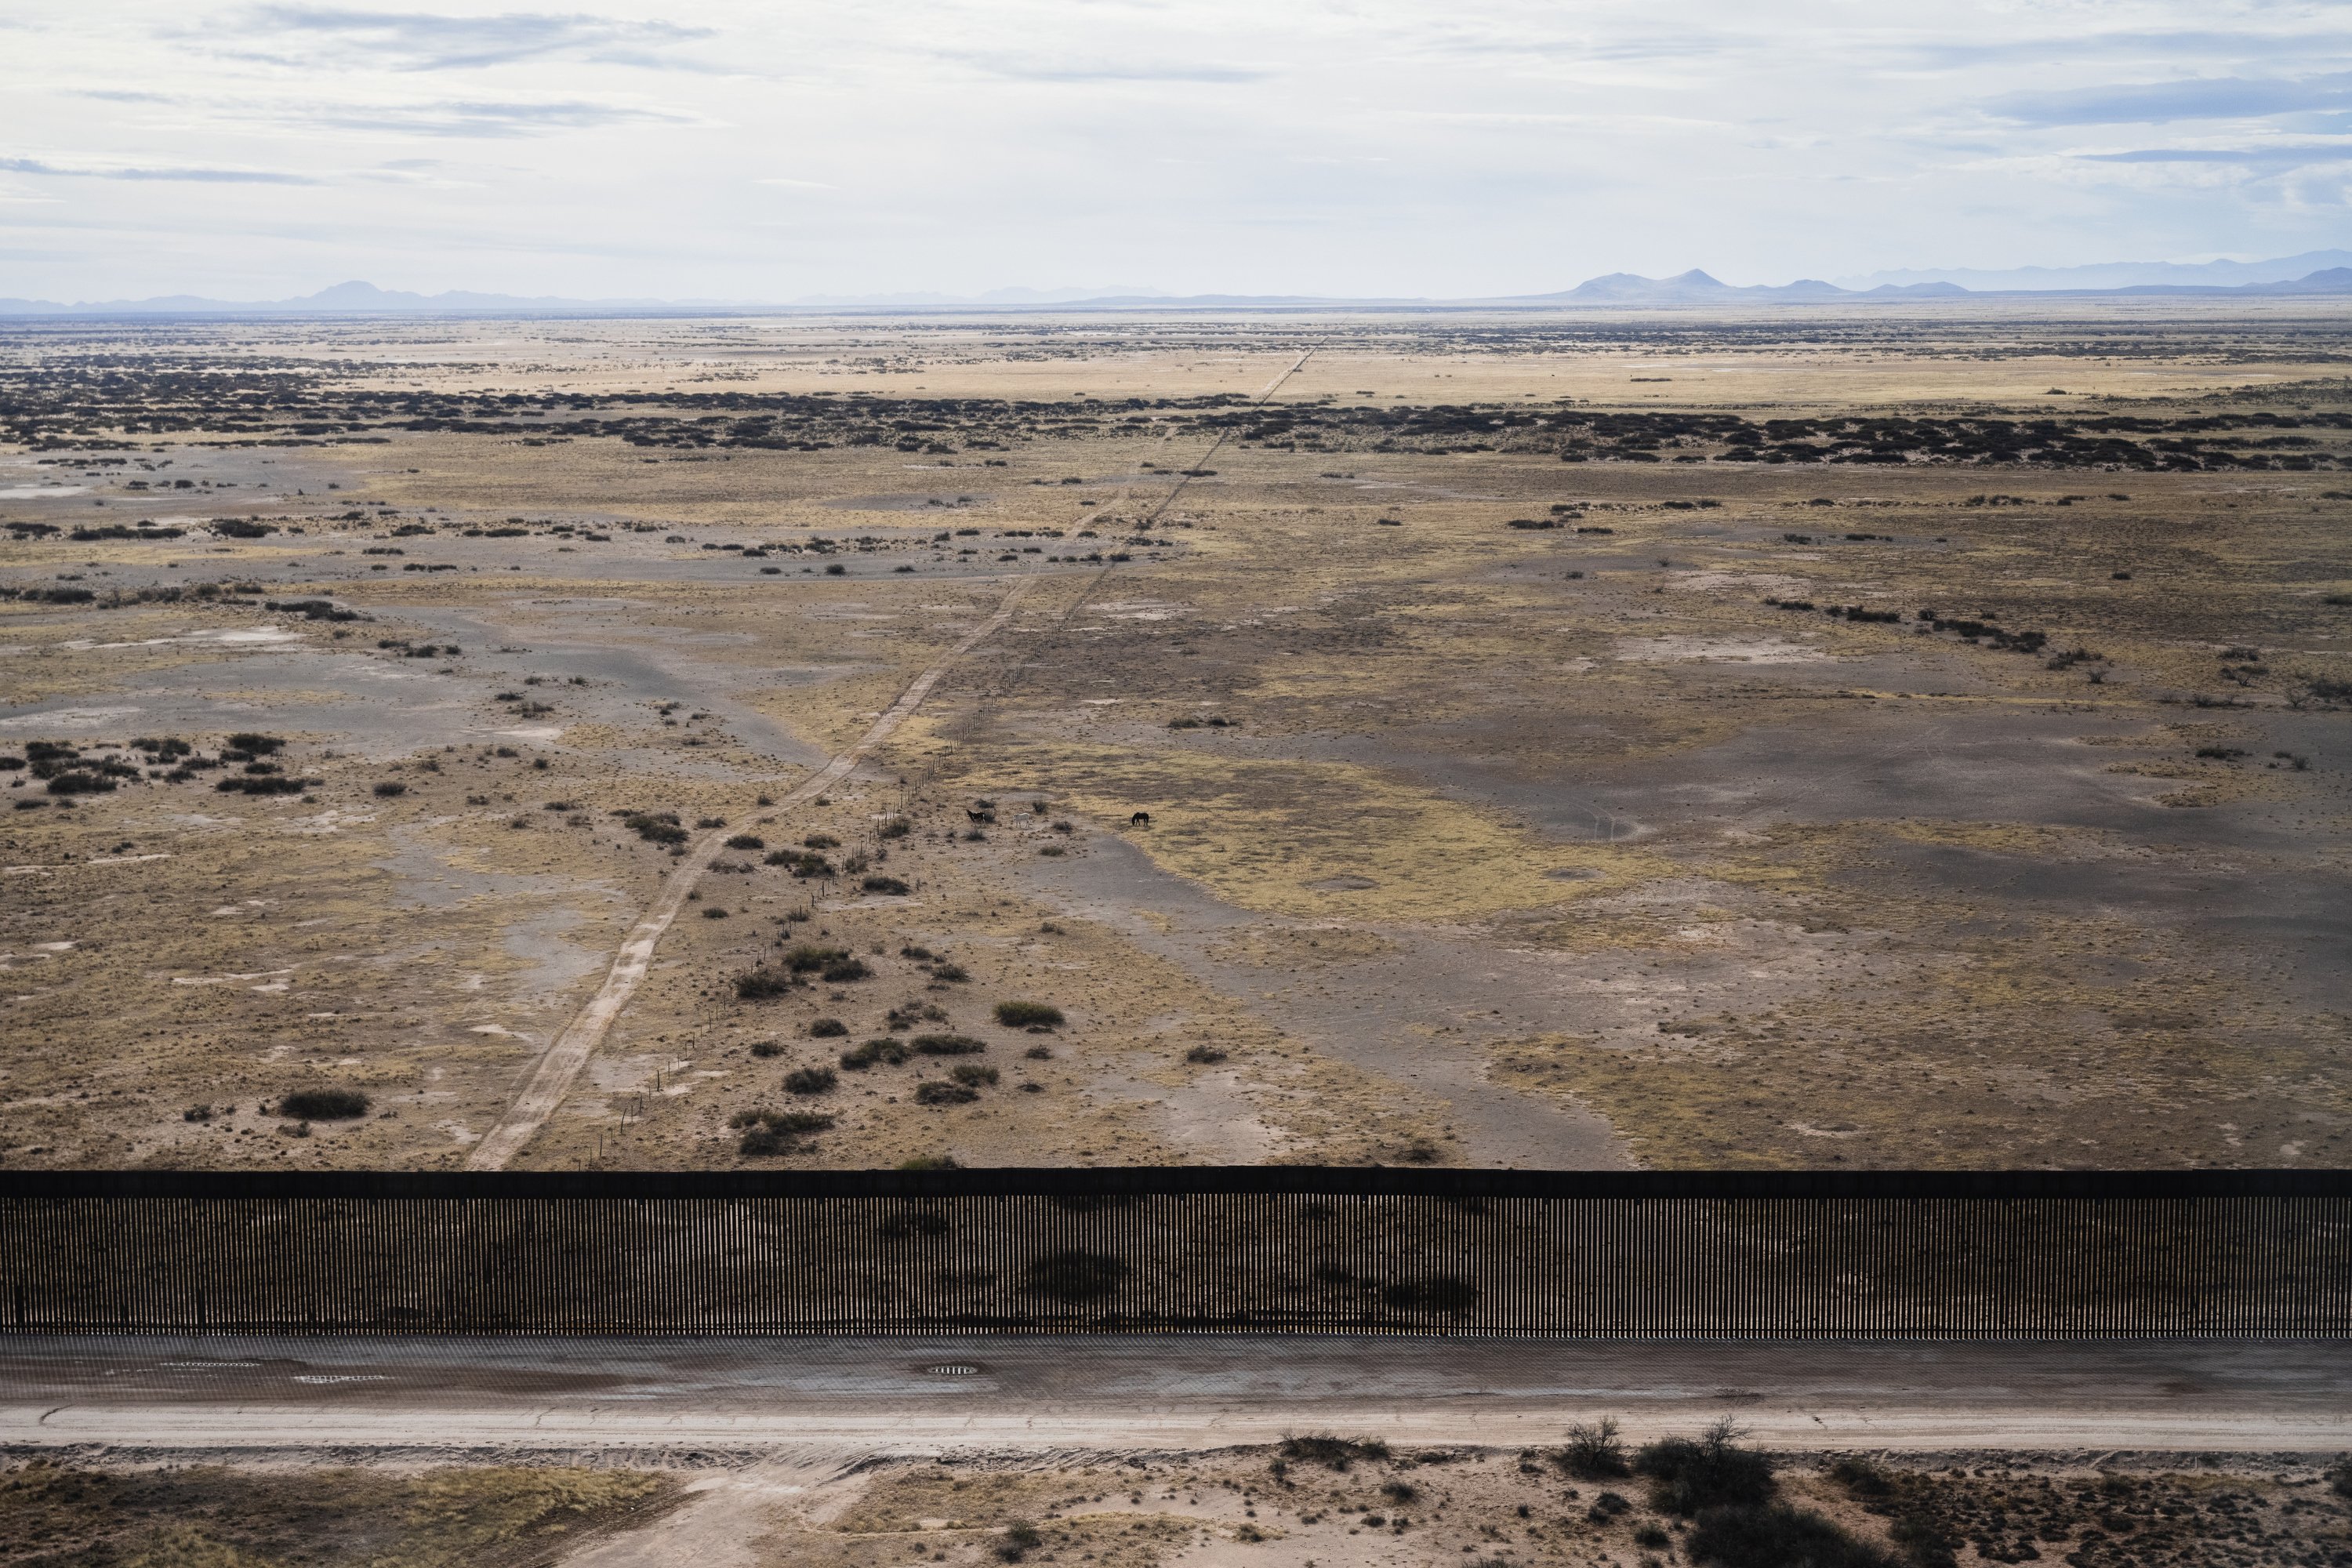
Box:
left=1130, top=811, right=1152, bottom=827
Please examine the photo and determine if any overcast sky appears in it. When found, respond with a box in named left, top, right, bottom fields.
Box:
left=5, top=1, right=2351, bottom=301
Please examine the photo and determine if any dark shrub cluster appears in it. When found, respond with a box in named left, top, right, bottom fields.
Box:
left=768, top=848, right=836, bottom=877
left=751, top=941, right=872, bottom=985
left=46, top=770, right=118, bottom=796
left=1555, top=1417, right=1630, bottom=1479
left=1277, top=1435, right=1390, bottom=1472
left=840, top=1037, right=911, bottom=1069
left=734, top=967, right=797, bottom=1000
left=993, top=1519, right=1044, bottom=1563
left=1918, top=609, right=2047, bottom=654
left=1637, top=1421, right=1777, bottom=1515
left=216, top=775, right=312, bottom=795
left=266, top=597, right=360, bottom=622
left=278, top=1088, right=369, bottom=1120
left=1687, top=1502, right=1896, bottom=1568
left=731, top=1108, right=833, bottom=1156
left=624, top=811, right=688, bottom=845
left=912, top=1033, right=985, bottom=1055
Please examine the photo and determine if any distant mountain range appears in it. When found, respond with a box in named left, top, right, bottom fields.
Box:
left=1488, top=263, right=2352, bottom=306
left=5, top=262, right=2352, bottom=317
left=1505, top=269, right=1963, bottom=304
left=1838, top=249, right=2352, bottom=292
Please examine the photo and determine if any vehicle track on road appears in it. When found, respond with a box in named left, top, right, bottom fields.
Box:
left=6, top=1335, right=2345, bottom=1454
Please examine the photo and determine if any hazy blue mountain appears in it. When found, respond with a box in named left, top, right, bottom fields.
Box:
left=1840, top=251, right=2352, bottom=292
left=2268, top=266, right=2352, bottom=293
left=1512, top=270, right=1851, bottom=304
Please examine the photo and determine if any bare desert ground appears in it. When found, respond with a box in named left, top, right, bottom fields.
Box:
left=2, top=306, right=2347, bottom=1171
left=5, top=1441, right=2347, bottom=1568
left=12, top=1332, right=2350, bottom=1567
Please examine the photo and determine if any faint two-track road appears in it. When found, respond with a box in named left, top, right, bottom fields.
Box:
left=466, top=574, right=1038, bottom=1171
left=470, top=346, right=1327, bottom=1170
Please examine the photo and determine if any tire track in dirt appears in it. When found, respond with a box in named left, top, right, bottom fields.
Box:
left=466, top=573, right=1041, bottom=1170
left=474, top=352, right=1316, bottom=1169
left=1138, top=345, right=1312, bottom=532
left=980, top=345, right=1318, bottom=703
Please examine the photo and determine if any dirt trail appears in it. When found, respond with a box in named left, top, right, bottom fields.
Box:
left=466, top=574, right=1040, bottom=1170
left=1140, top=346, right=1312, bottom=530
left=4, top=1335, right=2345, bottom=1455
left=561, top=1455, right=862, bottom=1568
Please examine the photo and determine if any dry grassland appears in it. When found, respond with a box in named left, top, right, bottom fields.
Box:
left=1, top=308, right=2347, bottom=1170
left=0, top=1460, right=684, bottom=1566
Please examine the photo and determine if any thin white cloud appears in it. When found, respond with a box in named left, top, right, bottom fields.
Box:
left=950, top=55, right=1275, bottom=84
left=1915, top=31, right=2352, bottom=70
left=1993, top=74, right=2352, bottom=127
left=2082, top=143, right=2352, bottom=165
left=0, top=155, right=321, bottom=185
left=227, top=6, right=717, bottom=71
left=299, top=97, right=691, bottom=136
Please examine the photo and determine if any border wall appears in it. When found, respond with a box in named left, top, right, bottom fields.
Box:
left=5, top=1169, right=2347, bottom=1338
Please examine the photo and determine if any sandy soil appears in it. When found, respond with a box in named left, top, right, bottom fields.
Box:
left=570, top=1445, right=2352, bottom=1568
left=5, top=1334, right=2349, bottom=1454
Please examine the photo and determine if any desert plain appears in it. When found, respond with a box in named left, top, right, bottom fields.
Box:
left=0, top=304, right=2347, bottom=1174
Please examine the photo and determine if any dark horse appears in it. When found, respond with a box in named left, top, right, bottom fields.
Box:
left=1130, top=811, right=1152, bottom=827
